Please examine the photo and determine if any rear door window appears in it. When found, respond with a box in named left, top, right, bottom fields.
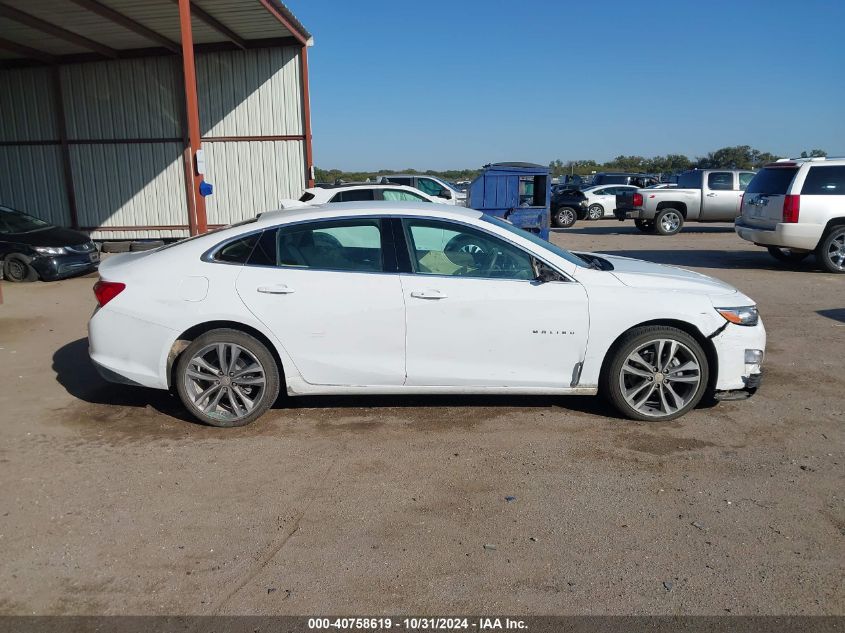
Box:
left=707, top=172, right=734, bottom=191
left=381, top=189, right=429, bottom=202
left=800, top=166, right=845, bottom=195
left=745, top=168, right=799, bottom=195
left=330, top=189, right=376, bottom=202
left=738, top=172, right=756, bottom=191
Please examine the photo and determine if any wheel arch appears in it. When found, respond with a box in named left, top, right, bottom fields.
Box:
left=167, top=320, right=287, bottom=389
left=597, top=318, right=718, bottom=395
left=822, top=217, right=845, bottom=233
left=655, top=201, right=687, bottom=217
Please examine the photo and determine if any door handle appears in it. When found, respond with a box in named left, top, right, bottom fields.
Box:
left=705, top=193, right=717, bottom=197
left=257, top=284, right=295, bottom=294
left=410, top=290, right=447, bottom=300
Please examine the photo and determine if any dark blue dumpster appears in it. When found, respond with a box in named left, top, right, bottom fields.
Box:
left=468, top=162, right=551, bottom=240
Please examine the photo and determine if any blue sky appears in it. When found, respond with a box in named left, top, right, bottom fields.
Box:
left=293, top=0, right=845, bottom=171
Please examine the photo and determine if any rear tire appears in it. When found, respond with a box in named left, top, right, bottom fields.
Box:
left=175, top=328, right=280, bottom=427
left=654, top=209, right=684, bottom=235
left=3, top=255, right=39, bottom=282
left=587, top=204, right=604, bottom=221
left=552, top=207, right=577, bottom=228
left=603, top=326, right=709, bottom=422
left=767, top=246, right=809, bottom=265
left=815, top=226, right=845, bottom=273
left=634, top=219, right=655, bottom=233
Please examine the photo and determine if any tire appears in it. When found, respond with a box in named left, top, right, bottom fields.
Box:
left=587, top=204, right=604, bottom=221
left=175, top=328, right=281, bottom=427
left=767, top=246, right=809, bottom=264
left=634, top=219, right=655, bottom=233
left=552, top=207, right=577, bottom=228
left=815, top=226, right=845, bottom=273
left=603, top=325, right=709, bottom=422
left=101, top=241, right=131, bottom=253
left=2, top=254, right=39, bottom=282
left=654, top=208, right=684, bottom=235
left=130, top=240, right=164, bottom=252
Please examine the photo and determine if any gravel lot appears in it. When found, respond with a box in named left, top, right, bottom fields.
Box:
left=0, top=221, right=843, bottom=616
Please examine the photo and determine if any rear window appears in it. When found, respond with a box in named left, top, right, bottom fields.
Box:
left=330, top=189, right=375, bottom=202
left=800, top=166, right=845, bottom=195
left=745, top=168, right=799, bottom=195
left=676, top=171, right=702, bottom=188
left=299, top=192, right=315, bottom=202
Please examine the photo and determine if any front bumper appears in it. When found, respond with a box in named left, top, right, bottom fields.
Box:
left=734, top=218, right=823, bottom=251
left=710, top=319, right=766, bottom=395
left=31, top=251, right=100, bottom=280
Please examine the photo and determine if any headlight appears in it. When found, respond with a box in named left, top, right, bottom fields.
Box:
left=716, top=306, right=759, bottom=326
left=34, top=246, right=67, bottom=256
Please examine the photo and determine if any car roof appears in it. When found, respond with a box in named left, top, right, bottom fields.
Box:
left=255, top=201, right=483, bottom=227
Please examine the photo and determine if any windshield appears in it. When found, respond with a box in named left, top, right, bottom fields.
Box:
left=480, top=214, right=588, bottom=268
left=0, top=207, right=52, bottom=233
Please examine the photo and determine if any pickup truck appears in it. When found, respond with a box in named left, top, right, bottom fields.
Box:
left=614, top=169, right=756, bottom=235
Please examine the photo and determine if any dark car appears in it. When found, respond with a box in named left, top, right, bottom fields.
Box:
left=550, top=189, right=588, bottom=228
left=0, top=206, right=99, bottom=282
left=591, top=172, right=660, bottom=188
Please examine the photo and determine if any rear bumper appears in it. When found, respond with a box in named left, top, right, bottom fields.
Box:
left=614, top=207, right=645, bottom=220
left=734, top=218, right=823, bottom=251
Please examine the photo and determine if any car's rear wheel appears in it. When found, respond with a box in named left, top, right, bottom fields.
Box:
left=634, top=219, right=655, bottom=233
left=654, top=209, right=684, bottom=235
left=603, top=326, right=709, bottom=422
left=552, top=207, right=577, bottom=228
left=3, top=254, right=39, bottom=282
left=815, top=226, right=845, bottom=273
left=176, top=329, right=280, bottom=427
left=767, top=246, right=809, bottom=264
left=587, top=204, right=604, bottom=220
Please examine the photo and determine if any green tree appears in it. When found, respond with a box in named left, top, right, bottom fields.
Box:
left=800, top=149, right=827, bottom=158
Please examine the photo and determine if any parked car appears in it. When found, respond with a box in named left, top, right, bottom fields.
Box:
left=89, top=202, right=765, bottom=427
left=614, top=169, right=757, bottom=235
left=735, top=157, right=845, bottom=273
left=298, top=183, right=437, bottom=204
left=550, top=188, right=588, bottom=228
left=0, top=205, right=98, bottom=282
left=377, top=174, right=467, bottom=206
left=592, top=172, right=660, bottom=188
left=581, top=185, right=640, bottom=220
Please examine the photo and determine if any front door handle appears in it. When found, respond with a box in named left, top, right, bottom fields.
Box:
left=257, top=284, right=295, bottom=295
left=705, top=193, right=717, bottom=197
left=410, top=290, right=447, bottom=300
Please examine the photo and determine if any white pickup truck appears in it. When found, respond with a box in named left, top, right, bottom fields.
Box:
left=614, top=169, right=756, bottom=235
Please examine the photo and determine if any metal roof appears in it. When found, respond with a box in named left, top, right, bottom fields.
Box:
left=0, top=0, right=311, bottom=65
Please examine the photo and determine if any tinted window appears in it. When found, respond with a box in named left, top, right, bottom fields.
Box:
left=0, top=208, right=51, bottom=233
left=738, top=172, right=756, bottom=191
left=677, top=171, right=702, bottom=188
left=404, top=219, right=534, bottom=280
left=801, top=166, right=845, bottom=195
left=387, top=177, right=412, bottom=186
left=249, top=219, right=383, bottom=272
left=214, top=234, right=260, bottom=264
left=707, top=172, right=734, bottom=191
left=745, top=168, right=799, bottom=195
left=382, top=189, right=429, bottom=202
left=299, top=192, right=316, bottom=202
left=331, top=189, right=375, bottom=202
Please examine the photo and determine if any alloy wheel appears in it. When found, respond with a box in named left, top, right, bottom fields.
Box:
left=618, top=338, right=702, bottom=418
left=556, top=208, right=575, bottom=227
left=588, top=205, right=603, bottom=220
left=827, top=233, right=845, bottom=271
left=183, top=343, right=267, bottom=423
left=660, top=211, right=681, bottom=233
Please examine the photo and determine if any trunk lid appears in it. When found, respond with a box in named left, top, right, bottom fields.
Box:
left=740, top=165, right=800, bottom=228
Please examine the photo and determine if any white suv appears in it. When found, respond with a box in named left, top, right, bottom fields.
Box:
left=735, top=157, right=845, bottom=273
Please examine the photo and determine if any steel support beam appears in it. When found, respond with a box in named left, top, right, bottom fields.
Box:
left=170, top=0, right=246, bottom=50
left=299, top=44, right=313, bottom=188
left=68, top=0, right=181, bottom=54
left=0, top=3, right=118, bottom=58
left=0, top=36, right=55, bottom=63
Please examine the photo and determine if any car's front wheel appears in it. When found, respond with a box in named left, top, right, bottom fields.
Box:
left=552, top=207, right=577, bottom=228
left=603, top=326, right=709, bottom=421
left=175, top=328, right=280, bottom=427
left=587, top=204, right=604, bottom=220
left=3, top=254, right=39, bottom=282
left=816, top=226, right=845, bottom=273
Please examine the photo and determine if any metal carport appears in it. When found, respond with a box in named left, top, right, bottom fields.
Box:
left=0, top=0, right=312, bottom=238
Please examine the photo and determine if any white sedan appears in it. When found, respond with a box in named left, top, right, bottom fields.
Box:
left=88, top=203, right=765, bottom=427
left=581, top=184, right=640, bottom=220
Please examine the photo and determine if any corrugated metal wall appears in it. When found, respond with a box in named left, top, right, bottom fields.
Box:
left=0, top=44, right=306, bottom=239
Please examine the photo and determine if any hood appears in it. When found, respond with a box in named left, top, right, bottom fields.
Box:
left=6, top=225, right=91, bottom=248
left=595, top=253, right=739, bottom=296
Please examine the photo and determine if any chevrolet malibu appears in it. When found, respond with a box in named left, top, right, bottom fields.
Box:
left=88, top=203, right=765, bottom=427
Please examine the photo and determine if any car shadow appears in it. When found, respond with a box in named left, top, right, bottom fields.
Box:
left=53, top=338, right=625, bottom=422
left=552, top=223, right=736, bottom=236
left=817, top=309, right=845, bottom=323
left=598, top=249, right=823, bottom=272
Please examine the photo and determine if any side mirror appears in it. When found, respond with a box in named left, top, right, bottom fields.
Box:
left=438, top=188, right=452, bottom=199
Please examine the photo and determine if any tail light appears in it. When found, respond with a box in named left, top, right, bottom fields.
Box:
left=782, top=195, right=800, bottom=223
left=632, top=193, right=643, bottom=207
left=739, top=193, right=745, bottom=211
left=93, top=280, right=125, bottom=307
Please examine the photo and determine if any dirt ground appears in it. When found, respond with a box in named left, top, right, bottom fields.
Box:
left=0, top=221, right=843, bottom=616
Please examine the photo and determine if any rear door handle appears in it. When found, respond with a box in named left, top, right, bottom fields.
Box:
left=257, top=284, right=295, bottom=295
left=410, top=290, right=447, bottom=300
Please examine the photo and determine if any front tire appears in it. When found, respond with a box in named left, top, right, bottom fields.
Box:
left=175, top=328, right=280, bottom=427
left=767, top=246, right=809, bottom=265
left=587, top=204, right=604, bottom=221
left=552, top=207, right=577, bottom=228
left=815, top=226, right=845, bottom=273
left=603, top=326, right=709, bottom=422
left=654, top=209, right=684, bottom=235
left=3, top=255, right=39, bottom=282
